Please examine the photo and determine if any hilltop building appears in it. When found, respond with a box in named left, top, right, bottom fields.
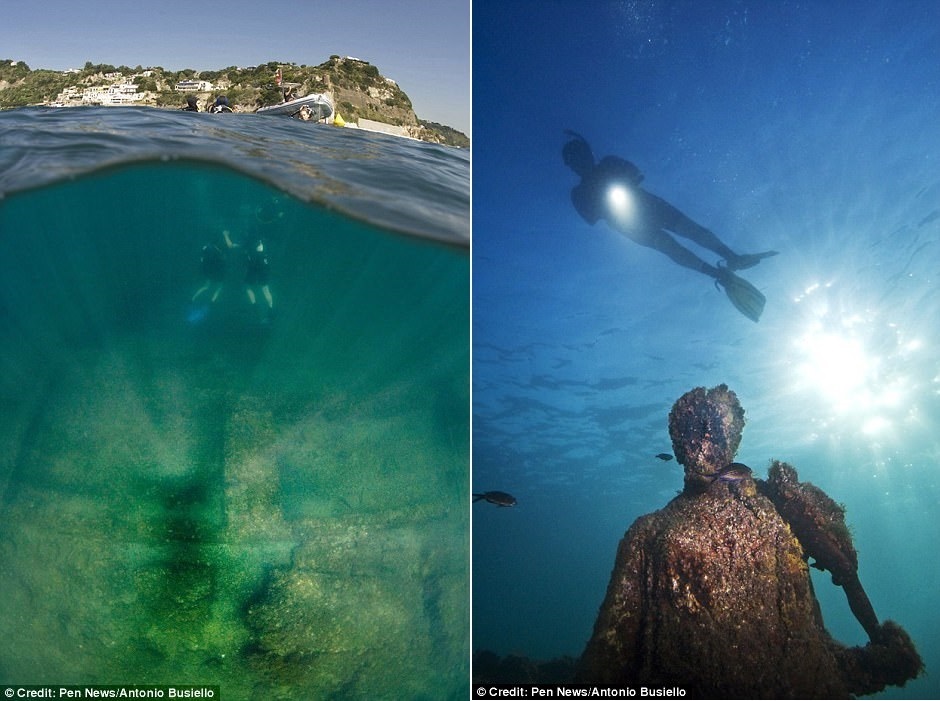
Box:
left=175, top=80, right=214, bottom=92
left=55, top=82, right=143, bottom=106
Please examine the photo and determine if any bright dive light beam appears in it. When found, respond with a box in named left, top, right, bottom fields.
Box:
left=606, top=184, right=634, bottom=221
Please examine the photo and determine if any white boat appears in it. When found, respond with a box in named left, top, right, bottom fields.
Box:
left=257, top=92, right=334, bottom=120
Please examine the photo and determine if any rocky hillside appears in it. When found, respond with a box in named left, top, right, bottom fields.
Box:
left=0, top=57, right=469, bottom=147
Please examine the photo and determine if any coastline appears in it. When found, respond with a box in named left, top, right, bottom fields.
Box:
left=36, top=98, right=438, bottom=144
left=1, top=58, right=469, bottom=147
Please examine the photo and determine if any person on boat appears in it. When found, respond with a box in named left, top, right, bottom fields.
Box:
left=562, top=130, right=778, bottom=322
left=181, top=95, right=199, bottom=112
left=282, top=85, right=297, bottom=103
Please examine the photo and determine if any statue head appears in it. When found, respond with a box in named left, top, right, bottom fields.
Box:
left=668, top=384, right=745, bottom=490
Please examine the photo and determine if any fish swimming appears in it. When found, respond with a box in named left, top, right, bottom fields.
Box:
left=713, top=462, right=753, bottom=482
left=655, top=453, right=674, bottom=461
left=473, top=491, right=517, bottom=507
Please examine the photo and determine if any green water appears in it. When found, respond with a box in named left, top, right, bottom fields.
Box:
left=0, top=162, right=469, bottom=699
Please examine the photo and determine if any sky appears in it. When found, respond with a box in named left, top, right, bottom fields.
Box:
left=0, top=0, right=470, bottom=136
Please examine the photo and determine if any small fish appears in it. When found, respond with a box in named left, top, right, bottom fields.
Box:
left=655, top=453, right=674, bottom=461
left=713, top=462, right=753, bottom=482
left=473, top=491, right=517, bottom=507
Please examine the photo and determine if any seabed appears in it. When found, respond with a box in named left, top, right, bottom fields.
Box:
left=0, top=330, right=468, bottom=698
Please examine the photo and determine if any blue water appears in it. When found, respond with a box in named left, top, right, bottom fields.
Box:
left=472, top=2, right=940, bottom=698
left=1, top=106, right=468, bottom=246
left=0, top=107, right=468, bottom=698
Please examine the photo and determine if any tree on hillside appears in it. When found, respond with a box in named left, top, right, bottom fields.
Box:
left=135, top=76, right=158, bottom=92
left=259, top=84, right=283, bottom=106
left=83, top=62, right=117, bottom=75
left=1, top=59, right=31, bottom=80
left=0, top=69, right=69, bottom=107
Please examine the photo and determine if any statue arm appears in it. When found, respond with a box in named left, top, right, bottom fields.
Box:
left=760, top=461, right=923, bottom=691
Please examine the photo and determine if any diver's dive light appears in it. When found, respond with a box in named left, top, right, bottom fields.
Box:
left=606, top=183, right=635, bottom=222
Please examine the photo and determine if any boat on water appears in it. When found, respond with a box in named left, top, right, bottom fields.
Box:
left=257, top=92, right=334, bottom=120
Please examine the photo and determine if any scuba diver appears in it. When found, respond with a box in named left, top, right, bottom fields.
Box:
left=222, top=231, right=273, bottom=322
left=562, top=131, right=778, bottom=322
left=211, top=95, right=233, bottom=113
left=191, top=242, right=226, bottom=304
left=244, top=238, right=274, bottom=319
left=187, top=240, right=227, bottom=325
left=181, top=95, right=199, bottom=112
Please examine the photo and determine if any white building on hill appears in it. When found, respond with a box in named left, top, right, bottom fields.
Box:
left=82, top=83, right=143, bottom=105
left=55, top=83, right=144, bottom=105
left=175, top=79, right=214, bottom=92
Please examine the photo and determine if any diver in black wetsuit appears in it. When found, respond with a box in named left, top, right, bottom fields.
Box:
left=562, top=130, right=778, bottom=322
left=216, top=231, right=274, bottom=321
left=181, top=95, right=199, bottom=112
left=244, top=240, right=273, bottom=311
left=191, top=243, right=226, bottom=303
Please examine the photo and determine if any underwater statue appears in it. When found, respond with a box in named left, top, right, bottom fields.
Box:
left=577, top=384, right=922, bottom=698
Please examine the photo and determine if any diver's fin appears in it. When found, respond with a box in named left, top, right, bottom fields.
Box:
left=725, top=250, right=779, bottom=271
left=715, top=269, right=765, bottom=322
left=472, top=494, right=485, bottom=502
left=186, top=302, right=210, bottom=325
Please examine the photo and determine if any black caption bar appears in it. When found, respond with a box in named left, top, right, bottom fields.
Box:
left=473, top=685, right=688, bottom=699
left=1, top=687, right=220, bottom=700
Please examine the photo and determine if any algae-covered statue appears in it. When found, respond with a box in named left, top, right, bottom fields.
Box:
left=577, top=384, right=922, bottom=698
